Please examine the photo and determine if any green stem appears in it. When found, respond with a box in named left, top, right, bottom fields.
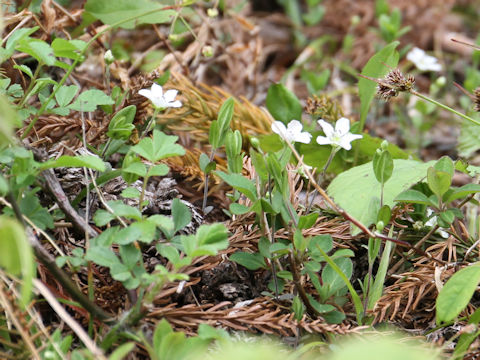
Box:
left=306, top=146, right=338, bottom=212
left=410, top=90, right=480, bottom=127
left=22, top=4, right=177, bottom=139
left=18, top=62, right=43, bottom=108
left=140, top=106, right=161, bottom=139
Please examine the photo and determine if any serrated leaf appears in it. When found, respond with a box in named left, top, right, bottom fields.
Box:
left=85, top=246, right=120, bottom=267
left=17, top=38, right=56, bottom=66
left=55, top=85, right=79, bottom=107
left=131, top=129, right=185, bottom=162
left=148, top=164, right=169, bottom=176
left=68, top=89, right=114, bottom=112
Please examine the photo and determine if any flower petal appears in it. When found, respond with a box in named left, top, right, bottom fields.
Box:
left=338, top=133, right=362, bottom=150
left=316, top=135, right=333, bottom=146
left=286, top=120, right=303, bottom=133
left=138, top=89, right=154, bottom=102
left=335, top=117, right=351, bottom=136
left=169, top=100, right=182, bottom=108
left=151, top=83, right=163, bottom=97
left=317, top=120, right=334, bottom=138
left=164, top=89, right=179, bottom=103
left=295, top=132, right=312, bottom=144
left=272, top=121, right=288, bottom=139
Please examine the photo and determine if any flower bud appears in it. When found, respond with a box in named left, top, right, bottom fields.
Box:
left=207, top=8, right=219, bottom=18
left=202, top=45, right=214, bottom=58
left=104, top=50, right=115, bottom=65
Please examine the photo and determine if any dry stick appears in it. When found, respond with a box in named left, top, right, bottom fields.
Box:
left=41, top=167, right=99, bottom=239
left=282, top=139, right=447, bottom=265
left=0, top=282, right=41, bottom=360
left=33, top=279, right=107, bottom=359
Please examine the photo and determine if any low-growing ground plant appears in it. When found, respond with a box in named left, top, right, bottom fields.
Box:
left=2, top=0, right=480, bottom=359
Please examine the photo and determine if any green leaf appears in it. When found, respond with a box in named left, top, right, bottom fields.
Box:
left=230, top=252, right=266, bottom=270
left=298, top=213, right=319, bottom=230
left=292, top=295, right=305, bottom=321
left=427, top=167, right=451, bottom=199
left=40, top=155, right=106, bottom=172
left=445, top=184, right=480, bottom=203
left=13, top=64, right=33, bottom=78
left=373, top=150, right=393, bottom=184
left=148, top=164, right=169, bottom=177
left=123, top=162, right=147, bottom=177
left=51, top=38, right=86, bottom=60
left=55, top=85, right=79, bottom=108
left=84, top=0, right=176, bottom=30
left=109, top=342, right=135, bottom=360
left=377, top=204, right=391, bottom=225
left=265, top=83, right=302, bottom=124
left=17, top=38, right=56, bottom=66
left=196, top=223, right=229, bottom=248
left=229, top=203, right=250, bottom=215
left=107, top=105, right=136, bottom=140
left=458, top=115, right=480, bottom=157
left=18, top=194, right=54, bottom=230
left=68, top=89, right=114, bottom=112
left=216, top=171, right=257, bottom=201
left=321, top=257, right=353, bottom=298
left=199, top=153, right=216, bottom=174
left=85, top=246, right=120, bottom=267
left=172, top=198, right=191, bottom=233
left=327, top=159, right=432, bottom=234
left=395, top=189, right=434, bottom=206
left=108, top=200, right=142, bottom=220
left=0, top=216, right=35, bottom=306
left=215, top=97, right=235, bottom=148
left=434, top=156, right=454, bottom=177
left=131, top=129, right=185, bottom=162
left=359, top=41, right=399, bottom=130
left=306, top=294, right=336, bottom=313
left=436, top=264, right=480, bottom=324
left=119, top=244, right=141, bottom=269
left=149, top=214, right=174, bottom=239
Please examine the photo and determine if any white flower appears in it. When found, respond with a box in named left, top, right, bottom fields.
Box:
left=271, top=120, right=312, bottom=144
left=138, top=83, right=182, bottom=109
left=316, top=117, right=362, bottom=150
left=425, top=209, right=449, bottom=238
left=406, top=47, right=442, bottom=72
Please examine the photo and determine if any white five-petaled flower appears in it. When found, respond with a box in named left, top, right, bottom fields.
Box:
left=316, top=117, right=362, bottom=150
left=271, top=120, right=312, bottom=144
left=138, top=83, right=182, bottom=110
left=406, top=47, right=442, bottom=72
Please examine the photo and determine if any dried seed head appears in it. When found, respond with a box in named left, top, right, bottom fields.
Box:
left=305, top=94, right=344, bottom=121
left=474, top=87, right=480, bottom=112
left=376, top=69, right=415, bottom=101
